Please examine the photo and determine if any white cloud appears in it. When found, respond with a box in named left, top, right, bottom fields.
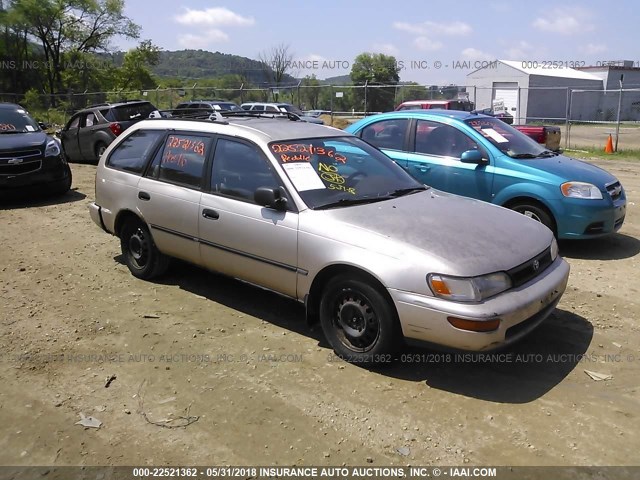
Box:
left=461, top=48, right=494, bottom=61
left=177, top=29, right=229, bottom=48
left=393, top=20, right=472, bottom=36
left=532, top=7, right=594, bottom=34
left=506, top=41, right=534, bottom=60
left=372, top=43, right=400, bottom=55
left=414, top=37, right=443, bottom=51
left=175, top=7, right=254, bottom=27
left=581, top=43, right=607, bottom=55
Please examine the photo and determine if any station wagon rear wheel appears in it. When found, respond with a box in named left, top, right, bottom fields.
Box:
left=510, top=202, right=556, bottom=235
left=120, top=219, right=169, bottom=279
left=320, top=275, right=400, bottom=364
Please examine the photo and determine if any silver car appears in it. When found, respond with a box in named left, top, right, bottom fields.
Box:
left=89, top=115, right=570, bottom=363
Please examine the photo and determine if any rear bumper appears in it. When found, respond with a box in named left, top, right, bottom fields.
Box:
left=89, top=202, right=110, bottom=233
left=390, top=257, right=570, bottom=351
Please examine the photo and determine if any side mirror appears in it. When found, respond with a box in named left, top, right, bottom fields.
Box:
left=460, top=149, right=486, bottom=164
left=255, top=187, right=287, bottom=210
left=38, top=121, right=49, bottom=130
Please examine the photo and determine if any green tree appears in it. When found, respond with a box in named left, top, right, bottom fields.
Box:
left=113, top=39, right=160, bottom=91
left=350, top=52, right=400, bottom=112
left=9, top=0, right=140, bottom=102
left=300, top=74, right=320, bottom=110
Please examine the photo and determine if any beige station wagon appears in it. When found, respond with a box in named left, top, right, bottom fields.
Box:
left=89, top=114, right=570, bottom=363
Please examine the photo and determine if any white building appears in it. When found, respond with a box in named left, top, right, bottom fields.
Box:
left=466, top=60, right=640, bottom=123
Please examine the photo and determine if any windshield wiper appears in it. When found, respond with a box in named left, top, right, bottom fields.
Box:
left=315, top=196, right=392, bottom=210
left=510, top=153, right=538, bottom=159
left=537, top=150, right=559, bottom=158
left=389, top=186, right=428, bottom=197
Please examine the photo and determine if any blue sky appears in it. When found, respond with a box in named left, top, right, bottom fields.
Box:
left=120, top=0, right=638, bottom=84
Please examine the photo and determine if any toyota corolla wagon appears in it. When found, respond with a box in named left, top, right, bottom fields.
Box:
left=89, top=113, right=570, bottom=363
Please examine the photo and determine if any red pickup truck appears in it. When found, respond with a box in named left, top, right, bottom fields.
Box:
left=396, top=101, right=562, bottom=152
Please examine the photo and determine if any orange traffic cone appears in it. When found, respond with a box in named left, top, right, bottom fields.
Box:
left=604, top=134, right=614, bottom=154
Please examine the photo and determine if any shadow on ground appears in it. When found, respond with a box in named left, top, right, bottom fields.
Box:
left=0, top=188, right=86, bottom=210
left=560, top=233, right=640, bottom=260
left=115, top=258, right=593, bottom=404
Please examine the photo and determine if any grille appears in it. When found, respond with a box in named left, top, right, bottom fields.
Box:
left=0, top=149, right=42, bottom=161
left=605, top=181, right=623, bottom=201
left=507, top=247, right=552, bottom=288
left=0, top=160, right=42, bottom=175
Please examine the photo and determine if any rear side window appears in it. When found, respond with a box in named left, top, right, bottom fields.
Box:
left=360, top=119, right=409, bottom=151
left=148, top=133, right=212, bottom=189
left=106, top=130, right=164, bottom=174
left=106, top=102, right=156, bottom=121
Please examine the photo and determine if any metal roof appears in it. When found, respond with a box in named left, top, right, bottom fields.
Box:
left=499, top=60, right=602, bottom=81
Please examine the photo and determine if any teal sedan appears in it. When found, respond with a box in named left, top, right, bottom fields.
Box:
left=346, top=111, right=626, bottom=239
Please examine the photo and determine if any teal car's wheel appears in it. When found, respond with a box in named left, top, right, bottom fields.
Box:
left=510, top=201, right=556, bottom=235
left=320, top=275, right=400, bottom=364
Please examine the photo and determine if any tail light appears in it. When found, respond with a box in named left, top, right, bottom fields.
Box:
left=109, top=122, right=123, bottom=136
left=534, top=130, right=545, bottom=143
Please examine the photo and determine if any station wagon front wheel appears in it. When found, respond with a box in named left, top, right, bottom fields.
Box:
left=320, top=275, right=400, bottom=364
left=120, top=219, right=169, bottom=279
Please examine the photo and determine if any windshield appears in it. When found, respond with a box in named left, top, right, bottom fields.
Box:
left=270, top=136, right=426, bottom=209
left=278, top=104, right=303, bottom=115
left=465, top=116, right=548, bottom=158
left=108, top=102, right=157, bottom=122
left=0, top=107, right=40, bottom=133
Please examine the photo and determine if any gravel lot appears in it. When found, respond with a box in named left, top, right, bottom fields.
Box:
left=1, top=156, right=639, bottom=469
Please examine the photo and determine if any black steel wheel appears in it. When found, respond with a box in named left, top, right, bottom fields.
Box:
left=320, top=275, right=400, bottom=364
left=119, top=219, right=169, bottom=279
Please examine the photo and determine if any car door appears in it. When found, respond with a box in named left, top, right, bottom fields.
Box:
left=357, top=118, right=410, bottom=168
left=406, top=119, right=494, bottom=201
left=59, top=114, right=81, bottom=161
left=136, top=131, right=212, bottom=265
left=78, top=112, right=100, bottom=161
left=199, top=137, right=298, bottom=298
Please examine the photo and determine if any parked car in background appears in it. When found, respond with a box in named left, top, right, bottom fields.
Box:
left=174, top=100, right=243, bottom=114
left=241, top=102, right=324, bottom=124
left=305, top=109, right=331, bottom=117
left=0, top=103, right=72, bottom=197
left=346, top=110, right=626, bottom=239
left=396, top=99, right=475, bottom=112
left=59, top=100, right=158, bottom=163
left=89, top=113, right=569, bottom=363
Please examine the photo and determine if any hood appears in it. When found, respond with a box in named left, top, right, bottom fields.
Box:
left=504, top=154, right=619, bottom=187
left=310, top=189, right=553, bottom=277
left=0, top=131, right=48, bottom=152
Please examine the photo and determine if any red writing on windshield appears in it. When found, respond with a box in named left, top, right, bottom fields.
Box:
left=0, top=123, right=17, bottom=131
left=166, top=135, right=206, bottom=156
left=270, top=143, right=347, bottom=163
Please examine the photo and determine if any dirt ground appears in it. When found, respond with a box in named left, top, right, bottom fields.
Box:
left=1, top=155, right=639, bottom=471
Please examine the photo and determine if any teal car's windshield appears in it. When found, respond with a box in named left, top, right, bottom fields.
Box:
left=270, top=136, right=426, bottom=209
left=0, top=107, right=41, bottom=134
left=465, top=117, right=551, bottom=159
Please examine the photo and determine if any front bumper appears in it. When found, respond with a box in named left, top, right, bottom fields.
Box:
left=0, top=155, right=70, bottom=196
left=554, top=195, right=626, bottom=239
left=390, top=256, right=570, bottom=351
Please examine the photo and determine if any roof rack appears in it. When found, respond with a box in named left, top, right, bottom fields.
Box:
left=152, top=109, right=303, bottom=123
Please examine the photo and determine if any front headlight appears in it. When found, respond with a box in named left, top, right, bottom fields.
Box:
left=550, top=237, right=559, bottom=261
left=45, top=139, right=61, bottom=157
left=561, top=181, right=603, bottom=199
left=428, top=272, right=512, bottom=302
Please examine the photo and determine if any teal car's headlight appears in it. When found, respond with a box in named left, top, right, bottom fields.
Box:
left=45, top=139, right=61, bottom=157
left=428, top=272, right=512, bottom=302
left=561, top=181, right=603, bottom=199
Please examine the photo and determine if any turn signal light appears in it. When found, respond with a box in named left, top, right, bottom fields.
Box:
left=447, top=317, right=501, bottom=332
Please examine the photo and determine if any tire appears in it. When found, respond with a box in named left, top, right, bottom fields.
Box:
left=319, top=274, right=400, bottom=364
left=52, top=165, right=72, bottom=196
left=510, top=202, right=556, bottom=235
left=119, top=219, right=169, bottom=279
left=95, top=142, right=108, bottom=162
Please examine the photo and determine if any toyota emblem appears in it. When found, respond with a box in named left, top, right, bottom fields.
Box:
left=532, top=259, right=540, bottom=271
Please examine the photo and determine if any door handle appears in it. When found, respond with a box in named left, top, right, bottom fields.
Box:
left=202, top=208, right=220, bottom=220
left=413, top=165, right=431, bottom=173
left=138, top=191, right=151, bottom=201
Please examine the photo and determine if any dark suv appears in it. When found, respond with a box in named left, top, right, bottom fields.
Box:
left=174, top=100, right=243, bottom=115
left=60, top=100, right=158, bottom=163
left=0, top=103, right=72, bottom=197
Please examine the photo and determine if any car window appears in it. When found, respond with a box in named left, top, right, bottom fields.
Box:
left=211, top=138, right=280, bottom=202
left=65, top=115, right=80, bottom=130
left=147, top=133, right=211, bottom=188
left=107, top=102, right=156, bottom=122
left=270, top=136, right=424, bottom=209
left=83, top=113, right=96, bottom=127
left=106, top=129, right=164, bottom=174
left=0, top=107, right=40, bottom=133
left=360, top=119, right=409, bottom=151
left=266, top=105, right=279, bottom=112
left=414, top=120, right=479, bottom=158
